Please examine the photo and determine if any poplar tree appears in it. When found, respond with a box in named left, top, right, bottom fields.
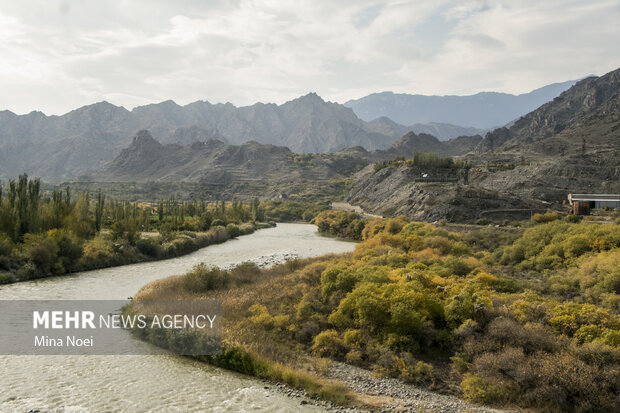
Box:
left=95, top=189, right=105, bottom=232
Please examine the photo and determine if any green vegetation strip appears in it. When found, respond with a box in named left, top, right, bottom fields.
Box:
left=131, top=211, right=619, bottom=412
left=0, top=174, right=333, bottom=283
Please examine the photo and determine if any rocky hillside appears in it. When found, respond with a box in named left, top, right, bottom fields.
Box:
left=344, top=67, right=620, bottom=223
left=92, top=128, right=485, bottom=186
left=0, top=94, right=404, bottom=182
left=463, top=67, right=620, bottom=202
left=0, top=77, right=581, bottom=183
left=476, top=68, right=620, bottom=152
left=347, top=164, right=544, bottom=223
left=90, top=130, right=369, bottom=200
left=345, top=80, right=577, bottom=129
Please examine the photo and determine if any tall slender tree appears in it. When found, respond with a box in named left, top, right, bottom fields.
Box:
left=95, top=189, right=105, bottom=231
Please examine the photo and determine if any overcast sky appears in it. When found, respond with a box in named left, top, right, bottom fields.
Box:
left=1, top=0, right=619, bottom=115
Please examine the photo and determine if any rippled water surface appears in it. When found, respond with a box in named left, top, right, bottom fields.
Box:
left=0, top=224, right=356, bottom=412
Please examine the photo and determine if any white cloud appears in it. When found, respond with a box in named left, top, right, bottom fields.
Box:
left=0, top=0, right=618, bottom=114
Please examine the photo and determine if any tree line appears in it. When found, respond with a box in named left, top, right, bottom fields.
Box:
left=0, top=175, right=271, bottom=283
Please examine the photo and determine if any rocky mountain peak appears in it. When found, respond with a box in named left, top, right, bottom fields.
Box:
left=287, top=92, right=328, bottom=107
left=475, top=67, right=620, bottom=152
left=301, top=92, right=323, bottom=101
left=131, top=130, right=162, bottom=149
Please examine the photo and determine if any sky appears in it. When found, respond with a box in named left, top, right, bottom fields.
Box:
left=1, top=0, right=619, bottom=115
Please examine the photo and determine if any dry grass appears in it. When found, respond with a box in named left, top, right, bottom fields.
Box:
left=132, top=252, right=372, bottom=409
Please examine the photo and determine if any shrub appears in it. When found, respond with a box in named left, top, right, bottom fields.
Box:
left=343, top=329, right=364, bottom=348
left=495, top=220, right=620, bottom=270
left=23, top=234, right=59, bottom=275
left=205, top=225, right=228, bottom=244
left=465, top=228, right=518, bottom=252
left=80, top=235, right=113, bottom=268
left=444, top=256, right=474, bottom=276
left=262, top=201, right=329, bottom=222
left=137, top=215, right=620, bottom=412
left=0, top=235, right=14, bottom=257
left=211, top=219, right=226, bottom=227
left=136, top=237, right=162, bottom=258
left=249, top=304, right=274, bottom=329
left=226, top=223, right=240, bottom=238
left=531, top=211, right=560, bottom=223
left=238, top=223, right=256, bottom=235
left=0, top=272, right=15, bottom=284
left=393, top=353, right=434, bottom=384
left=312, top=330, right=345, bottom=358
left=111, top=220, right=138, bottom=245
left=230, top=262, right=261, bottom=286
left=320, top=264, right=358, bottom=300
left=345, top=349, right=364, bottom=364
left=296, top=320, right=320, bottom=343
left=182, top=263, right=228, bottom=292
left=461, top=373, right=514, bottom=404
left=0, top=233, right=13, bottom=270
left=315, top=210, right=366, bottom=240
left=295, top=299, right=314, bottom=320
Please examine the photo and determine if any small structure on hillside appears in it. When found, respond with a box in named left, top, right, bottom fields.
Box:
left=568, top=194, right=620, bottom=214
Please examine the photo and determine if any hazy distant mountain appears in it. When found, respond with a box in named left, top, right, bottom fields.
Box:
left=344, top=80, right=578, bottom=129
left=387, top=132, right=483, bottom=158
left=365, top=117, right=485, bottom=141
left=0, top=78, right=594, bottom=183
left=0, top=93, right=404, bottom=182
left=408, top=123, right=485, bottom=141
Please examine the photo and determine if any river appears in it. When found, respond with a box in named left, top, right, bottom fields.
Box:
left=0, top=223, right=356, bottom=412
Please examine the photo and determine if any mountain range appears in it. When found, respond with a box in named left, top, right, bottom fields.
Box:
left=2, top=65, right=615, bottom=222
left=347, top=67, right=620, bottom=221
left=344, top=80, right=578, bottom=129
left=475, top=69, right=620, bottom=153
left=0, top=94, right=401, bottom=182
left=0, top=79, right=577, bottom=182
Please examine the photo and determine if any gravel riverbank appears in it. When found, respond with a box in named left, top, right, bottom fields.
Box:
left=266, top=361, right=516, bottom=413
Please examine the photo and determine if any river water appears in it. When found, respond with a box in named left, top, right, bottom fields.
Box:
left=0, top=224, right=356, bottom=412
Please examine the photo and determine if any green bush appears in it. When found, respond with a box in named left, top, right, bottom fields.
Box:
left=211, top=219, right=226, bottom=227
left=320, top=264, right=358, bottom=300
left=226, top=223, right=240, bottom=238
left=238, top=223, right=256, bottom=235
left=0, top=234, right=14, bottom=256
left=182, top=263, right=229, bottom=292
left=23, top=234, right=59, bottom=275
left=315, top=210, right=366, bottom=240
left=0, top=272, right=15, bottom=284
left=496, top=220, right=620, bottom=270
left=136, top=237, right=162, bottom=258
left=312, top=330, right=345, bottom=357
left=531, top=211, right=560, bottom=223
